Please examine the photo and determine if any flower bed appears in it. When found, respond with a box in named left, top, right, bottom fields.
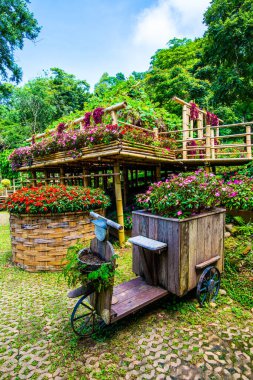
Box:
left=6, top=185, right=110, bottom=272
left=8, top=123, right=175, bottom=170
left=137, top=170, right=253, bottom=219
left=5, top=185, right=110, bottom=214
left=137, top=170, right=223, bottom=219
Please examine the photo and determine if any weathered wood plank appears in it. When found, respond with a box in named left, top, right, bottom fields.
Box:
left=89, top=238, right=115, bottom=324
left=128, top=235, right=167, bottom=251
left=195, top=255, right=220, bottom=269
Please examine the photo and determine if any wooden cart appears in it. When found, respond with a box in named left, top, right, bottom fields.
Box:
left=69, top=210, right=223, bottom=337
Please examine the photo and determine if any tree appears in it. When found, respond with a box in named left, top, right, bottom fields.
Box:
left=0, top=0, right=41, bottom=83
left=145, top=38, right=212, bottom=112
left=203, top=0, right=253, bottom=105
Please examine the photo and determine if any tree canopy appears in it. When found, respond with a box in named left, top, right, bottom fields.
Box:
left=0, top=0, right=41, bottom=83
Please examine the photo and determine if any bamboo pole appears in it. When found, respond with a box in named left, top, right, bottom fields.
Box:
left=113, top=162, right=125, bottom=246
left=205, top=125, right=211, bottom=159
left=155, top=165, right=161, bottom=181
left=182, top=105, right=189, bottom=159
left=60, top=167, right=65, bottom=184
left=197, top=113, right=204, bottom=139
left=210, top=129, right=215, bottom=160
left=83, top=168, right=89, bottom=187
left=153, top=127, right=159, bottom=141
left=123, top=167, right=128, bottom=208
left=246, top=125, right=252, bottom=159
left=27, top=102, right=127, bottom=142
left=31, top=171, right=37, bottom=186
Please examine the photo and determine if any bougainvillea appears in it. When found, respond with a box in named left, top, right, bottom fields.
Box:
left=189, top=102, right=199, bottom=120
left=4, top=185, right=110, bottom=214
left=92, top=107, right=104, bottom=124
left=206, top=112, right=219, bottom=126
left=57, top=122, right=67, bottom=134
left=83, top=112, right=92, bottom=128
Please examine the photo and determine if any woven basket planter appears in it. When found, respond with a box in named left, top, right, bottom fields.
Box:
left=10, top=209, right=104, bottom=272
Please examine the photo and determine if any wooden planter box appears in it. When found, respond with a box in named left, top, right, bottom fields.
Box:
left=10, top=209, right=104, bottom=272
left=132, top=208, right=225, bottom=297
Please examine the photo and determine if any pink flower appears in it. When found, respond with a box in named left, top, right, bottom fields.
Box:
left=215, top=192, right=220, bottom=197
left=177, top=211, right=182, bottom=216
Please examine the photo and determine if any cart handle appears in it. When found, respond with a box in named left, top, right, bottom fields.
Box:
left=90, top=211, right=123, bottom=231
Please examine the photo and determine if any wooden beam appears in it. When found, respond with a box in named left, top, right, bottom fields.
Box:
left=113, top=162, right=125, bottom=247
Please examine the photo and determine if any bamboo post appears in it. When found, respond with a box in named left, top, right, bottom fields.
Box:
left=113, top=162, right=125, bottom=246
left=83, top=167, right=89, bottom=187
left=210, top=129, right=215, bottom=159
left=111, top=111, right=118, bottom=125
left=102, top=170, right=107, bottom=190
left=197, top=113, right=204, bottom=139
left=182, top=105, right=189, bottom=159
left=205, top=125, right=211, bottom=160
left=246, top=125, right=252, bottom=159
left=44, top=170, right=50, bottom=184
left=123, top=167, right=128, bottom=208
left=31, top=171, right=37, bottom=186
left=60, top=167, right=65, bottom=185
left=153, top=127, right=159, bottom=141
left=155, top=165, right=161, bottom=181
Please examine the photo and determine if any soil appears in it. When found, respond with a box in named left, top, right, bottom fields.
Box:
left=79, top=249, right=105, bottom=265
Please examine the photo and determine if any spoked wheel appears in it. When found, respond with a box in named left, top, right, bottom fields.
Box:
left=196, top=266, right=221, bottom=307
left=71, top=295, right=105, bottom=337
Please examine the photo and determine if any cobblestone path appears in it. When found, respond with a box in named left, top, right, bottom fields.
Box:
left=0, top=214, right=252, bottom=379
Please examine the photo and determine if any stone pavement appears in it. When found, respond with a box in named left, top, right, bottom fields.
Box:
left=0, top=212, right=252, bottom=379
left=0, top=266, right=252, bottom=380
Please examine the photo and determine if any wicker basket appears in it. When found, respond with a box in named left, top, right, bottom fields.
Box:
left=10, top=209, right=104, bottom=272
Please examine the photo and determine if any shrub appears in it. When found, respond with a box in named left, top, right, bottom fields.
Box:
left=5, top=185, right=110, bottom=214
left=137, top=170, right=223, bottom=219
left=1, top=179, right=11, bottom=188
left=220, top=175, right=253, bottom=211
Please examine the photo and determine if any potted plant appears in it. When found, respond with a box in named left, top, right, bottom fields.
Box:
left=133, top=169, right=226, bottom=297
left=62, top=242, right=116, bottom=293
left=5, top=184, right=110, bottom=272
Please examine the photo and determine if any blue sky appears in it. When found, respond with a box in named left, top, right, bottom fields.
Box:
left=15, top=0, right=211, bottom=88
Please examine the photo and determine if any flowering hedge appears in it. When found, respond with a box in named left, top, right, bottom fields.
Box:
left=9, top=123, right=174, bottom=171
left=4, top=185, right=110, bottom=214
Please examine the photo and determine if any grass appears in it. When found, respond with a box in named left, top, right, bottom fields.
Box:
left=0, top=211, right=252, bottom=379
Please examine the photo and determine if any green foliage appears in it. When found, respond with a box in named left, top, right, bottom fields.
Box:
left=0, top=0, right=41, bottom=83
left=223, top=230, right=253, bottom=309
left=0, top=68, right=90, bottom=147
left=203, top=0, right=253, bottom=106
left=0, top=149, right=18, bottom=179
left=1, top=179, right=10, bottom=188
left=146, top=38, right=212, bottom=111
left=62, top=242, right=117, bottom=292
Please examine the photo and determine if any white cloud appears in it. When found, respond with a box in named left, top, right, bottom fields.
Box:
left=132, top=0, right=210, bottom=50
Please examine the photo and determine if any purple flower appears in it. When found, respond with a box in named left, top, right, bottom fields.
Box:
left=215, top=192, right=220, bottom=197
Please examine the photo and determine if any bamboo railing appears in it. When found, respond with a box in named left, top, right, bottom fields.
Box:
left=162, top=122, right=253, bottom=161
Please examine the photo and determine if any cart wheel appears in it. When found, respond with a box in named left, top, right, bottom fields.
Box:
left=196, top=266, right=221, bottom=307
left=71, top=295, right=104, bottom=337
